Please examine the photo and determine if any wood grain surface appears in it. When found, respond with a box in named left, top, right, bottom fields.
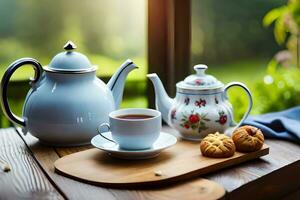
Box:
left=4, top=126, right=298, bottom=200
left=205, top=139, right=300, bottom=193
left=0, top=128, right=62, bottom=199
left=19, top=131, right=118, bottom=200
left=54, top=140, right=268, bottom=188
left=18, top=128, right=225, bottom=200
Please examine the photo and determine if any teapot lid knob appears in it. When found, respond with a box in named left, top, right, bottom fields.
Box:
left=194, top=64, right=207, bottom=76
left=46, top=41, right=96, bottom=73
left=178, top=64, right=223, bottom=89
left=63, top=41, right=77, bottom=51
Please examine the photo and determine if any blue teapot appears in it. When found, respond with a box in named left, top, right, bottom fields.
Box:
left=0, top=41, right=137, bottom=146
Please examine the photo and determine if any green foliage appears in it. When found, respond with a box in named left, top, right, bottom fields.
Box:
left=234, top=0, right=300, bottom=118
left=290, top=0, right=300, bottom=26
left=121, top=97, right=147, bottom=108
left=254, top=66, right=300, bottom=114
left=0, top=0, right=146, bottom=62
left=191, top=0, right=284, bottom=64
left=0, top=0, right=296, bottom=127
left=225, top=65, right=300, bottom=120
left=210, top=58, right=300, bottom=120
left=263, top=6, right=289, bottom=44
left=263, top=0, right=300, bottom=65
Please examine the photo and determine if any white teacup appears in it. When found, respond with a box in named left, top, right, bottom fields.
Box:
left=97, top=108, right=161, bottom=150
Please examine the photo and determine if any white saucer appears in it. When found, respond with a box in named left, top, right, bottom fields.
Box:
left=91, top=132, right=177, bottom=159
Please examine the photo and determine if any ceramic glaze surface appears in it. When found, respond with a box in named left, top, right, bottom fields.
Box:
left=98, top=108, right=161, bottom=150
left=147, top=64, right=253, bottom=141
left=91, top=132, right=177, bottom=159
left=0, top=41, right=137, bottom=146
left=23, top=72, right=115, bottom=145
left=168, top=89, right=235, bottom=140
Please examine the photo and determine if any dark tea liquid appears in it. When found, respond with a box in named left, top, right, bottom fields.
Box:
left=116, top=114, right=154, bottom=119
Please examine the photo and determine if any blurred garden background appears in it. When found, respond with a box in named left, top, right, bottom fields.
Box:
left=1, top=0, right=300, bottom=127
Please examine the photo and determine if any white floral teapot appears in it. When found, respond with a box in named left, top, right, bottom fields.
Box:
left=147, top=64, right=253, bottom=140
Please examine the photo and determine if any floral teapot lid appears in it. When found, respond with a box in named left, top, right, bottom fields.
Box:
left=176, top=64, right=224, bottom=90
left=44, top=41, right=97, bottom=73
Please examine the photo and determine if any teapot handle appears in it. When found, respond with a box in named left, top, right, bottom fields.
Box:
left=0, top=58, right=43, bottom=127
left=224, top=82, right=253, bottom=131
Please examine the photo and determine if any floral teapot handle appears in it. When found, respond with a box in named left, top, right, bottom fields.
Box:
left=224, top=82, right=253, bottom=134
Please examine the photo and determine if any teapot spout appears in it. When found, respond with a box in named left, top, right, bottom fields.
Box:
left=147, top=73, right=174, bottom=125
left=107, top=59, right=138, bottom=109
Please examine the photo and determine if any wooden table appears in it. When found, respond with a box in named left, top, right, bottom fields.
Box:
left=0, top=127, right=300, bottom=200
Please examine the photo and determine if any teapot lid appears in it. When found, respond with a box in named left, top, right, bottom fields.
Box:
left=44, top=41, right=97, bottom=73
left=176, top=64, right=224, bottom=90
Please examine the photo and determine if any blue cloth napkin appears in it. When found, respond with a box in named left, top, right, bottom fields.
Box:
left=243, top=106, right=300, bottom=143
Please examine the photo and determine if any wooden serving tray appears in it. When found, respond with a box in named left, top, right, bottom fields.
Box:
left=54, top=139, right=269, bottom=188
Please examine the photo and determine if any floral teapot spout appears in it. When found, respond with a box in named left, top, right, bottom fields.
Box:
left=147, top=64, right=253, bottom=141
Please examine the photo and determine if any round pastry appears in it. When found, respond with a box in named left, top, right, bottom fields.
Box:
left=232, top=125, right=264, bottom=152
left=200, top=132, right=235, bottom=158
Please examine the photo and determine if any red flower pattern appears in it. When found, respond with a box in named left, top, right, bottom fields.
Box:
left=184, top=124, right=190, bottom=129
left=194, top=79, right=203, bottom=85
left=195, top=99, right=206, bottom=107
left=216, top=111, right=227, bottom=125
left=180, top=110, right=210, bottom=132
left=219, top=115, right=227, bottom=125
left=189, top=114, right=200, bottom=123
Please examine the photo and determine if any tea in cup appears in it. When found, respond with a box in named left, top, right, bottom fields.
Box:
left=97, top=108, right=161, bottom=150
